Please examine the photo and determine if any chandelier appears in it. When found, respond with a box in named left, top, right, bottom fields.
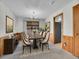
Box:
left=30, top=9, right=40, bottom=20
left=32, top=11, right=36, bottom=20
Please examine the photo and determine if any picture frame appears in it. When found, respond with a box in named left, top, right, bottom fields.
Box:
left=6, top=16, right=13, bottom=33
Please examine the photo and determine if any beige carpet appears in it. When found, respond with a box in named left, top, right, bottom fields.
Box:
left=19, top=48, right=77, bottom=59
left=55, top=43, right=61, bottom=48
left=0, top=42, right=78, bottom=59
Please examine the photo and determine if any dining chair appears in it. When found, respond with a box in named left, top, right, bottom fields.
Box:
left=21, top=33, right=32, bottom=54
left=41, top=32, right=50, bottom=51
left=39, top=31, right=43, bottom=36
left=22, top=32, right=33, bottom=43
left=39, top=31, right=46, bottom=47
left=22, top=32, right=29, bottom=39
left=42, top=31, right=46, bottom=38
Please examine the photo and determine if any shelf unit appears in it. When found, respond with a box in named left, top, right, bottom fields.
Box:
left=27, top=21, right=39, bottom=30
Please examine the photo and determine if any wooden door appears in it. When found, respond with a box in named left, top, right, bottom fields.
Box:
left=73, top=4, right=79, bottom=56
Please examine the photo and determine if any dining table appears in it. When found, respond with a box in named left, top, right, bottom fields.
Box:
left=29, top=33, right=43, bottom=49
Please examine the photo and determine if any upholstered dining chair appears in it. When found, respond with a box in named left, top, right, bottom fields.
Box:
left=41, top=32, right=50, bottom=51
left=39, top=31, right=43, bottom=36
left=21, top=33, right=32, bottom=54
left=42, top=31, right=46, bottom=39
left=39, top=31, right=46, bottom=47
left=22, top=32, right=29, bottom=39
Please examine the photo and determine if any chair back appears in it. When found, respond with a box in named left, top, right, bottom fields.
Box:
left=21, top=33, right=25, bottom=40
left=21, top=33, right=30, bottom=45
left=23, top=38, right=30, bottom=45
left=21, top=32, right=29, bottom=41
left=43, top=32, right=50, bottom=43
left=22, top=32, right=29, bottom=38
left=42, top=31, right=46, bottom=38
left=40, top=31, right=43, bottom=35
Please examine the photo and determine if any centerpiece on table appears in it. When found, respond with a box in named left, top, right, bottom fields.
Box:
left=32, top=29, right=36, bottom=35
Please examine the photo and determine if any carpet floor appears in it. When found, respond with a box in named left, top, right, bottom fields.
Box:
left=0, top=41, right=78, bottom=59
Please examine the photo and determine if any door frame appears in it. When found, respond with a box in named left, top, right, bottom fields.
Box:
left=53, top=13, right=64, bottom=44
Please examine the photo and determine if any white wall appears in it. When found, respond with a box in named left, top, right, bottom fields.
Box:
left=14, top=17, right=23, bottom=33
left=39, top=20, right=46, bottom=30
left=0, top=2, right=23, bottom=37
left=48, top=0, right=79, bottom=36
left=23, top=20, right=27, bottom=32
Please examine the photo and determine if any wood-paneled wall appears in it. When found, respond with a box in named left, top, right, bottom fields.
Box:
left=49, top=33, right=74, bottom=55
left=49, top=33, right=54, bottom=44
left=62, top=35, right=74, bottom=54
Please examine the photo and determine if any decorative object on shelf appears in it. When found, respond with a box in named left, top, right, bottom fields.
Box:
left=32, top=29, right=36, bottom=35
left=6, top=16, right=13, bottom=33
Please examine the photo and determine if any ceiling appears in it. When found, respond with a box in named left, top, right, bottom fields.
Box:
left=1, top=0, right=74, bottom=19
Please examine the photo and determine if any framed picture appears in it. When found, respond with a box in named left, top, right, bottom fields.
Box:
left=6, top=16, right=13, bottom=33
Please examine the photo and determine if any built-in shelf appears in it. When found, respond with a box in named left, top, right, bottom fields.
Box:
left=27, top=21, right=39, bottom=30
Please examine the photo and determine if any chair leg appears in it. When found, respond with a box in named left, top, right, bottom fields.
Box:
left=39, top=41, right=41, bottom=48
left=42, top=44, right=44, bottom=51
left=29, top=45, right=31, bottom=53
left=48, top=44, right=49, bottom=50
left=23, top=46, right=24, bottom=54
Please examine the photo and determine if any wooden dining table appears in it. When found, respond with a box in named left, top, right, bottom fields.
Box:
left=29, top=33, right=43, bottom=49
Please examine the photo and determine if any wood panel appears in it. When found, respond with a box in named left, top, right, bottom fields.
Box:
left=49, top=33, right=54, bottom=44
left=0, top=38, right=4, bottom=56
left=14, top=32, right=22, bottom=40
left=62, top=36, right=73, bottom=53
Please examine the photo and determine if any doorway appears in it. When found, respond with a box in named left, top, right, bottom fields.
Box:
left=54, top=13, right=63, bottom=48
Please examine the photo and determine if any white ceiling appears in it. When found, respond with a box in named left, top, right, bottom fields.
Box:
left=1, top=0, right=74, bottom=19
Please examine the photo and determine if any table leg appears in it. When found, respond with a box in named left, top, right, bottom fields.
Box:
left=33, top=39, right=38, bottom=49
